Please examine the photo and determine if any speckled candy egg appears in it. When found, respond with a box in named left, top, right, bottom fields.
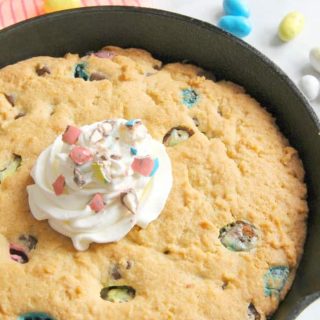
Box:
left=278, top=11, right=305, bottom=42
left=299, top=75, right=320, bottom=101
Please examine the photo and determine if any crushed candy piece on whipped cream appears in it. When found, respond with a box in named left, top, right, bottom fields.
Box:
left=27, top=119, right=172, bottom=251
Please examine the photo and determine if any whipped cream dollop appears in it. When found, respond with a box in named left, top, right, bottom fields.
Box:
left=27, top=119, right=172, bottom=251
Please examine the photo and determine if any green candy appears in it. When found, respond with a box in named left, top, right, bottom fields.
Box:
left=163, top=126, right=194, bottom=147
left=182, top=88, right=199, bottom=108
left=100, top=285, right=136, bottom=303
left=74, top=63, right=89, bottom=81
left=264, top=266, right=289, bottom=297
left=18, top=312, right=54, bottom=320
left=0, top=154, right=22, bottom=183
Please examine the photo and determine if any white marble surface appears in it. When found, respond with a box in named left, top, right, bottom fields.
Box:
left=152, top=1, right=320, bottom=318
left=153, top=0, right=320, bottom=118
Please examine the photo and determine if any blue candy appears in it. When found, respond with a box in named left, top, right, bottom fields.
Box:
left=74, top=63, right=89, bottom=81
left=125, top=119, right=140, bottom=127
left=223, top=0, right=250, bottom=18
left=263, top=266, right=289, bottom=297
left=149, top=158, right=159, bottom=177
left=218, top=15, right=252, bottom=38
left=130, top=147, right=138, bottom=156
left=18, top=312, right=54, bottom=320
left=181, top=88, right=199, bottom=109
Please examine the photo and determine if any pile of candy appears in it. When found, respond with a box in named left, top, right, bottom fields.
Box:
left=51, top=120, right=159, bottom=216
left=218, top=0, right=252, bottom=38
left=217, top=2, right=320, bottom=103
left=217, top=0, right=306, bottom=42
left=275, top=11, right=320, bottom=101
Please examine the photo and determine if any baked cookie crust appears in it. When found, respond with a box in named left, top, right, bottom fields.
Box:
left=0, top=46, right=307, bottom=320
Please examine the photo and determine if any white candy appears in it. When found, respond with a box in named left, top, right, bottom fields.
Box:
left=299, top=75, right=320, bottom=101
left=309, top=47, right=320, bottom=73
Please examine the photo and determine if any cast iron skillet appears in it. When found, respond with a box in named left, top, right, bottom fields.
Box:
left=0, top=6, right=319, bottom=320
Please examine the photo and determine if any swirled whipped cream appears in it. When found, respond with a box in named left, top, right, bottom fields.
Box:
left=27, top=119, right=172, bottom=251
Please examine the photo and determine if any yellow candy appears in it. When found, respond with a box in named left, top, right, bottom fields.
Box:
left=91, top=162, right=110, bottom=184
left=278, top=11, right=305, bottom=42
left=44, top=0, right=82, bottom=13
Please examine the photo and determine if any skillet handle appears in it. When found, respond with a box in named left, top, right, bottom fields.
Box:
left=288, top=292, right=320, bottom=319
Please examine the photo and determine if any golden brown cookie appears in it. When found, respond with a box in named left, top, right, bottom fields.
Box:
left=0, top=46, right=307, bottom=320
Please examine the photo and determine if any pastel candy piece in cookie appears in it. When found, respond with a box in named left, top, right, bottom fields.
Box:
left=89, top=193, right=105, bottom=213
left=248, top=303, right=261, bottom=320
left=309, top=47, right=320, bottom=73
left=0, top=154, right=22, bottom=183
left=69, top=146, right=93, bottom=165
left=44, top=0, right=81, bottom=13
left=299, top=75, right=320, bottom=101
left=18, top=234, right=38, bottom=251
left=278, top=12, right=305, bottom=42
left=100, top=285, right=136, bottom=302
left=111, top=264, right=122, bottom=280
left=223, top=0, right=250, bottom=18
left=94, top=50, right=116, bottom=59
left=9, top=243, right=29, bottom=264
left=263, top=266, right=289, bottom=297
left=218, top=15, right=252, bottom=38
left=36, top=65, right=51, bottom=76
left=163, top=126, right=194, bottom=147
left=18, top=312, right=54, bottom=320
left=52, top=174, right=65, bottom=196
left=181, top=88, right=199, bottom=108
left=74, top=63, right=89, bottom=81
left=90, top=72, right=107, bottom=81
left=219, top=220, right=259, bottom=251
left=62, top=125, right=81, bottom=145
left=5, top=94, right=15, bottom=106
left=131, top=156, right=157, bottom=177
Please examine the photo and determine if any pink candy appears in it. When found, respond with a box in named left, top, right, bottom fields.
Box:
left=62, top=125, right=81, bottom=145
left=69, top=146, right=93, bottom=165
left=131, top=156, right=155, bottom=177
left=52, top=174, right=65, bottom=196
left=94, top=50, right=115, bottom=59
left=9, top=243, right=28, bottom=263
left=89, top=193, right=105, bottom=213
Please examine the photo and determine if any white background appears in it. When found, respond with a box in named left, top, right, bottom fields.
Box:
left=153, top=1, right=320, bottom=319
